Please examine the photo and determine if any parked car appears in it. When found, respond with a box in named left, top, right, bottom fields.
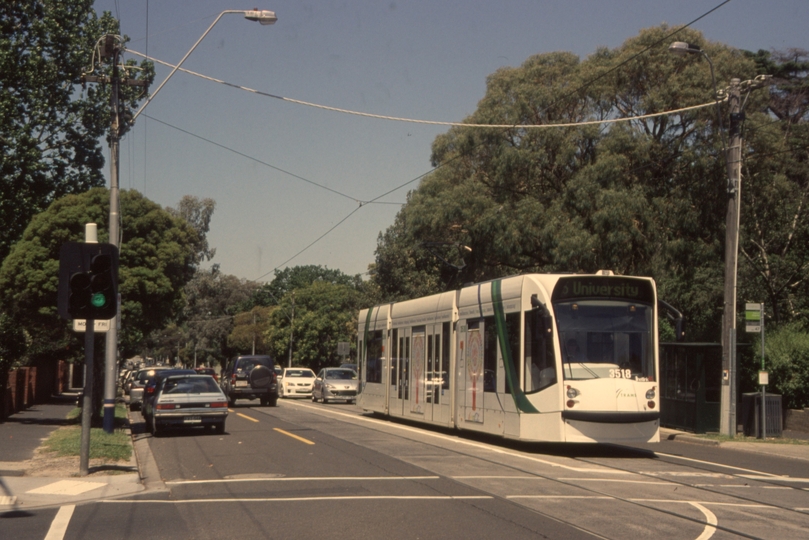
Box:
left=146, top=374, right=228, bottom=436
left=122, top=370, right=136, bottom=395
left=194, top=367, right=218, bottom=383
left=279, top=368, right=316, bottom=399
left=129, top=367, right=173, bottom=410
left=312, top=368, right=359, bottom=404
left=220, top=355, right=279, bottom=407
left=142, top=369, right=196, bottom=420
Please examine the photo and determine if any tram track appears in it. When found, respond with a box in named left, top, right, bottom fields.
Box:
left=572, top=449, right=809, bottom=520
left=285, top=403, right=777, bottom=539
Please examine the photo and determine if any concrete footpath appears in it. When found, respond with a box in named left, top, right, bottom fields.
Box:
left=0, top=394, right=164, bottom=512
left=1, top=395, right=808, bottom=512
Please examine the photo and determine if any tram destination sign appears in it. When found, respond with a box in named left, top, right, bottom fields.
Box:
left=552, top=276, right=654, bottom=304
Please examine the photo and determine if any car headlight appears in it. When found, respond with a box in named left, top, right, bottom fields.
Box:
left=646, top=387, right=656, bottom=400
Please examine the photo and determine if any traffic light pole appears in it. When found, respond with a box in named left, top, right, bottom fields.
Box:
left=103, top=44, right=122, bottom=434
left=80, top=320, right=95, bottom=476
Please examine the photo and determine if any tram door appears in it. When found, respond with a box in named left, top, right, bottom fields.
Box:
left=424, top=323, right=450, bottom=424
left=408, top=327, right=427, bottom=417
left=389, top=327, right=410, bottom=416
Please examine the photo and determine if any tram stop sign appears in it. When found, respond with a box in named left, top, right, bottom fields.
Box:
left=745, top=303, right=763, bottom=333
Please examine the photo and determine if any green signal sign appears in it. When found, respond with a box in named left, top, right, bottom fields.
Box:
left=91, top=292, right=107, bottom=308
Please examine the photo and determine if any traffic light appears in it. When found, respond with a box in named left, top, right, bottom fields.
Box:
left=58, top=242, right=119, bottom=320
left=88, top=252, right=116, bottom=319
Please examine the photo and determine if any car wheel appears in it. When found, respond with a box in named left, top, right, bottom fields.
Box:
left=215, top=421, right=225, bottom=435
left=269, top=396, right=278, bottom=407
left=228, top=394, right=236, bottom=407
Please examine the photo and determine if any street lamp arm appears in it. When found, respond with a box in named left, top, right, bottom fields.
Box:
left=131, top=9, right=276, bottom=123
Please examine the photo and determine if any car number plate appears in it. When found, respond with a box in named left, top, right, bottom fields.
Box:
left=184, top=416, right=202, bottom=423
left=235, top=381, right=249, bottom=387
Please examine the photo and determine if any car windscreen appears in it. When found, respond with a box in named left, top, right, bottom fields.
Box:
left=162, top=376, right=220, bottom=394
left=285, top=370, right=314, bottom=378
left=326, top=369, right=356, bottom=380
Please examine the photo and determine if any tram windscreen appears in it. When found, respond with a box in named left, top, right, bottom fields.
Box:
left=553, top=298, right=655, bottom=382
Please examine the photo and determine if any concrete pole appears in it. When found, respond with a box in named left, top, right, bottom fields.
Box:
left=720, top=78, right=742, bottom=437
left=103, top=45, right=121, bottom=434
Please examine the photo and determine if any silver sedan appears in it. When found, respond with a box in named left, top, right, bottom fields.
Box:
left=312, top=368, right=358, bottom=404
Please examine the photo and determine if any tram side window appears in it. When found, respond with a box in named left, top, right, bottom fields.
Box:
left=391, top=329, right=399, bottom=388
left=505, top=312, right=520, bottom=395
left=366, top=330, right=383, bottom=384
left=524, top=309, right=557, bottom=393
left=442, top=322, right=450, bottom=390
left=484, top=316, right=497, bottom=392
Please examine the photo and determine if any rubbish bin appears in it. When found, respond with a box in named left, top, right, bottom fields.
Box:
left=741, top=393, right=782, bottom=437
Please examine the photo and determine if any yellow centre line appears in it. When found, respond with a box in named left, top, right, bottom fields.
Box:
left=236, top=412, right=259, bottom=422
left=274, top=428, right=315, bottom=445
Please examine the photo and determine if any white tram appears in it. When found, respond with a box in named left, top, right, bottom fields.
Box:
left=356, top=272, right=660, bottom=443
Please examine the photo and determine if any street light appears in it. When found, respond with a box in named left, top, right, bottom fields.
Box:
left=130, top=9, right=277, bottom=123
left=669, top=42, right=773, bottom=437
left=668, top=42, right=727, bottom=151
left=101, top=9, right=277, bottom=432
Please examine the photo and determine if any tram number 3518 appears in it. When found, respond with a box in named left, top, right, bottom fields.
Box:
left=609, top=369, right=633, bottom=379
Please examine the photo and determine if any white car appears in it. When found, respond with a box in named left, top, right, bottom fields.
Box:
left=147, top=374, right=228, bottom=436
left=279, top=368, right=317, bottom=399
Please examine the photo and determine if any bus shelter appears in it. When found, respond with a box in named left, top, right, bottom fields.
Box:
left=659, top=343, right=722, bottom=433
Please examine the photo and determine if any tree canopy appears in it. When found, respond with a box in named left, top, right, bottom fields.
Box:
left=371, top=26, right=807, bottom=345
left=0, top=1, right=152, bottom=265
left=0, top=188, right=202, bottom=361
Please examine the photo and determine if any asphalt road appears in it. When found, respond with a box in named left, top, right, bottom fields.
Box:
left=11, top=398, right=809, bottom=539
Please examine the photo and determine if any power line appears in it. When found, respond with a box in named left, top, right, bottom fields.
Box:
left=141, top=113, right=363, bottom=204
left=130, top=49, right=720, bottom=129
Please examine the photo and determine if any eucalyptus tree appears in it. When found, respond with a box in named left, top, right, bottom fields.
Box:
left=0, top=1, right=152, bottom=265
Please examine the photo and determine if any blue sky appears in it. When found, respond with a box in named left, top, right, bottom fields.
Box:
left=91, top=0, right=809, bottom=282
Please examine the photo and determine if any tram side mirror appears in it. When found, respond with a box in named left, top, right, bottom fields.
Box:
left=658, top=299, right=686, bottom=342
left=675, top=318, right=685, bottom=342
left=531, top=294, right=554, bottom=336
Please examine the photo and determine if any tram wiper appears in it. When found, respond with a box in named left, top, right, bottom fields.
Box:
left=564, top=360, right=600, bottom=379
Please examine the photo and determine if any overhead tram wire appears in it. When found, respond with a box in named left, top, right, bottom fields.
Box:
left=130, top=50, right=721, bottom=130
left=127, top=0, right=735, bottom=279
left=141, top=113, right=362, bottom=204
left=531, top=0, right=735, bottom=119
left=254, top=166, right=435, bottom=283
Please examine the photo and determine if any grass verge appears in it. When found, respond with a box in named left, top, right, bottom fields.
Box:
left=41, top=403, right=132, bottom=461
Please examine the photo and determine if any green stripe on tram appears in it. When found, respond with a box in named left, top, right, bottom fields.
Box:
left=492, top=280, right=539, bottom=414
left=363, top=307, right=374, bottom=364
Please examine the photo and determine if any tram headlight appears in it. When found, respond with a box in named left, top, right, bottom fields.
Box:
left=645, top=387, right=656, bottom=400
left=566, top=386, right=580, bottom=399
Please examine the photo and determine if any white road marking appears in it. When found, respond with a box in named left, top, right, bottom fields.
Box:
left=27, top=480, right=105, bottom=496
left=101, top=495, right=493, bottom=504
left=44, top=504, right=75, bottom=540
left=0, top=495, right=17, bottom=506
left=275, top=401, right=633, bottom=473
left=737, top=475, right=809, bottom=483
left=654, top=452, right=780, bottom=477
left=689, top=502, right=718, bottom=540
left=558, top=478, right=668, bottom=485
left=166, top=475, right=439, bottom=485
